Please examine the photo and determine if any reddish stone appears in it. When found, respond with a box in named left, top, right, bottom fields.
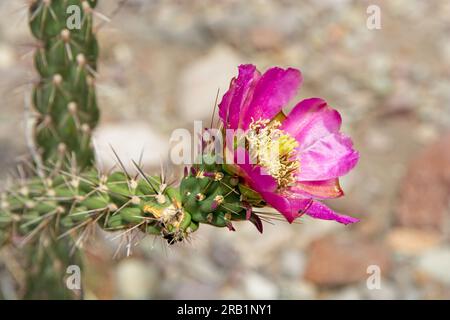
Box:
left=304, top=235, right=391, bottom=287
left=396, top=133, right=450, bottom=232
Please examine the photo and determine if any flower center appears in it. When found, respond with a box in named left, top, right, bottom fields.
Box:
left=246, top=119, right=300, bottom=188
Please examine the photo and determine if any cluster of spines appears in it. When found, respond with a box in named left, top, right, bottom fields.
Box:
left=30, top=0, right=100, bottom=170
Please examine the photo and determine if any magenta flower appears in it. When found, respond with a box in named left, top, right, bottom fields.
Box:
left=219, top=64, right=359, bottom=224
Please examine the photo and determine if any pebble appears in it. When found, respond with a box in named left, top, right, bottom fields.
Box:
left=243, top=272, right=279, bottom=299
left=0, top=45, right=14, bottom=69
left=177, top=45, right=243, bottom=124
left=326, top=287, right=362, bottom=300
left=304, top=235, right=391, bottom=286
left=116, top=259, right=159, bottom=299
left=93, top=123, right=170, bottom=172
left=387, top=228, right=441, bottom=256
left=416, top=248, right=450, bottom=285
left=173, top=281, right=220, bottom=300
left=279, top=280, right=317, bottom=300
left=280, top=249, right=306, bottom=279
left=363, top=281, right=398, bottom=300
left=396, top=133, right=450, bottom=233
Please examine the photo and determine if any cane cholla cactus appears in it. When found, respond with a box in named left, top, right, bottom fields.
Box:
left=7, top=0, right=100, bottom=299
left=0, top=157, right=263, bottom=250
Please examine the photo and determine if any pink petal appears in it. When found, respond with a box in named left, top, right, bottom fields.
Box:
left=303, top=200, right=359, bottom=225
left=237, top=163, right=279, bottom=194
left=219, top=64, right=260, bottom=129
left=281, top=98, right=342, bottom=149
left=260, top=191, right=307, bottom=223
left=261, top=191, right=359, bottom=224
left=218, top=78, right=235, bottom=125
left=296, top=133, right=359, bottom=181
left=240, top=67, right=302, bottom=130
left=288, top=179, right=344, bottom=199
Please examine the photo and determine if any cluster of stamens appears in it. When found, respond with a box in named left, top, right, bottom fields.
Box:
left=246, top=119, right=300, bottom=188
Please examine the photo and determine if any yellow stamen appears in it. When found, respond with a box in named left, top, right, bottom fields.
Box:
left=246, top=118, right=300, bottom=189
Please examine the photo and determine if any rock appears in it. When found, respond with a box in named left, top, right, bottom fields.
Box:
left=177, top=45, right=243, bottom=124
left=280, top=249, right=306, bottom=279
left=415, top=124, right=439, bottom=144
left=0, top=44, right=14, bottom=69
left=387, top=228, right=441, bottom=255
left=185, top=255, right=224, bottom=284
left=230, top=223, right=298, bottom=268
left=249, top=26, right=283, bottom=50
left=173, top=281, right=220, bottom=300
left=220, top=286, right=247, bottom=300
left=93, top=122, right=170, bottom=172
left=209, top=238, right=241, bottom=269
left=243, top=272, right=279, bottom=299
left=116, top=259, right=159, bottom=299
left=326, top=287, right=362, bottom=300
left=416, top=247, right=450, bottom=285
left=0, top=139, right=21, bottom=179
left=279, top=280, right=317, bottom=299
left=396, top=133, right=450, bottom=233
left=304, top=235, right=391, bottom=287
left=363, top=281, right=398, bottom=300
left=365, top=128, right=392, bottom=152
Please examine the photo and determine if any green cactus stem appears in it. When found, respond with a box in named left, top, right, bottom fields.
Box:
left=30, top=0, right=99, bottom=170
left=11, top=0, right=101, bottom=299
left=0, top=155, right=266, bottom=247
left=0, top=167, right=198, bottom=249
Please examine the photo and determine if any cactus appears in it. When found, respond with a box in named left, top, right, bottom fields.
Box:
left=0, top=157, right=264, bottom=249
left=6, top=0, right=101, bottom=299
left=0, top=160, right=264, bottom=297
left=6, top=0, right=259, bottom=299
left=30, top=0, right=100, bottom=170
left=181, top=154, right=264, bottom=233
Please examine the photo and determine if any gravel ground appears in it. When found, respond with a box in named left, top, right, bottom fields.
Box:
left=0, top=0, right=449, bottom=299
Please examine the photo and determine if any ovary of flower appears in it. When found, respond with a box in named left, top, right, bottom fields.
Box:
left=246, top=119, right=300, bottom=188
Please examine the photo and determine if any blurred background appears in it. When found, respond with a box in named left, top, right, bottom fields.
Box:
left=1, top=0, right=450, bottom=299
